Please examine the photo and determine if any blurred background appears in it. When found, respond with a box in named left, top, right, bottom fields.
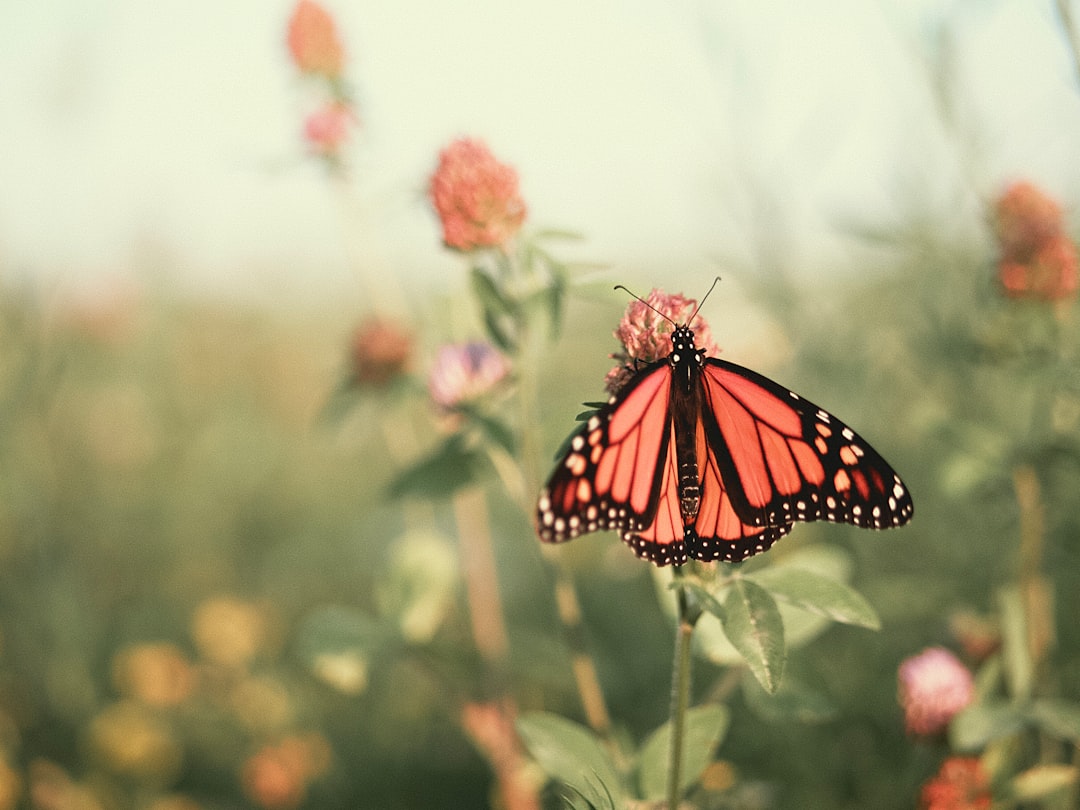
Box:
left=1, top=1, right=1080, bottom=808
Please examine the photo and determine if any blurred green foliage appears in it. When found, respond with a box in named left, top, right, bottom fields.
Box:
left=0, top=213, right=1079, bottom=810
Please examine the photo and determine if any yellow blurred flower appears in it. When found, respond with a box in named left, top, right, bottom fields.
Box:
left=0, top=758, right=20, bottom=810
left=27, top=759, right=102, bottom=810
left=311, top=651, right=368, bottom=696
left=191, top=596, right=269, bottom=669
left=229, top=676, right=294, bottom=733
left=147, top=797, right=202, bottom=810
left=86, top=701, right=182, bottom=782
left=111, top=642, right=197, bottom=708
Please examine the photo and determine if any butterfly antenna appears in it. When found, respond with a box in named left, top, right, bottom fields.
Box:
left=613, top=285, right=678, bottom=327
left=687, top=276, right=722, bottom=324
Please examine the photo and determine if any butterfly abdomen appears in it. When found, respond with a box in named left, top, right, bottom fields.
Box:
left=671, top=328, right=705, bottom=524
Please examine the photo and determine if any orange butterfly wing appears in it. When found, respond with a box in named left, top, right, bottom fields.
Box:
left=699, top=359, right=914, bottom=531
left=537, top=362, right=672, bottom=548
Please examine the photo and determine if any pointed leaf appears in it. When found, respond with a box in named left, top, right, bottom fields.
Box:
left=721, top=579, right=785, bottom=693
left=1029, top=699, right=1080, bottom=742
left=517, top=712, right=622, bottom=810
left=482, top=309, right=518, bottom=353
left=949, top=701, right=1026, bottom=751
left=546, top=267, right=566, bottom=338
left=387, top=436, right=487, bottom=499
left=1008, top=765, right=1077, bottom=802
left=532, top=228, right=586, bottom=241
left=682, top=581, right=725, bottom=623
left=637, top=704, right=729, bottom=801
left=998, top=585, right=1033, bottom=701
left=741, top=672, right=838, bottom=724
left=470, top=266, right=515, bottom=315
left=456, top=405, right=517, bottom=454
left=746, top=567, right=880, bottom=629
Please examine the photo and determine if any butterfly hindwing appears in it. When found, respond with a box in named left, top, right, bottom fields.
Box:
left=686, top=410, right=794, bottom=562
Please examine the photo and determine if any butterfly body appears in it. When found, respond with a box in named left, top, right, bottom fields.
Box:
left=536, top=324, right=912, bottom=566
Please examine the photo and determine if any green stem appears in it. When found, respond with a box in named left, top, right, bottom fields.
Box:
left=667, top=566, right=698, bottom=810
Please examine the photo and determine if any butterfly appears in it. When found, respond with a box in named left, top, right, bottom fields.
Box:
left=535, top=287, right=913, bottom=566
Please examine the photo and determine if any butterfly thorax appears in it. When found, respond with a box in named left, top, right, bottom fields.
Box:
left=668, top=326, right=705, bottom=522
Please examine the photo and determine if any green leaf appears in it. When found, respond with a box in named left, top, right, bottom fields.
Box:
left=1029, top=699, right=1080, bottom=742
left=746, top=567, right=880, bottom=629
left=532, top=228, right=586, bottom=241
left=470, top=266, right=515, bottom=316
left=517, top=712, right=622, bottom=810
left=375, top=531, right=458, bottom=644
left=998, top=585, right=1033, bottom=701
left=637, top=704, right=729, bottom=801
left=316, top=376, right=364, bottom=425
left=546, top=267, right=567, bottom=338
left=456, top=404, right=517, bottom=454
left=482, top=308, right=518, bottom=353
left=949, top=701, right=1026, bottom=751
left=1007, top=765, right=1078, bottom=803
left=387, top=436, right=488, bottom=499
left=294, top=605, right=389, bottom=695
left=741, top=672, right=839, bottom=724
left=683, top=581, right=726, bottom=622
left=721, top=578, right=785, bottom=693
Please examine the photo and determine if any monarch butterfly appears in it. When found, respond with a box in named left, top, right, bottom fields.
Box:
left=535, top=284, right=913, bottom=566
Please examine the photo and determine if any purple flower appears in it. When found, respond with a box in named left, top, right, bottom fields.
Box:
left=428, top=342, right=509, bottom=411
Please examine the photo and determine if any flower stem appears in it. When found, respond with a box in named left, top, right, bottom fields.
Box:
left=515, top=311, right=614, bottom=738
left=667, top=565, right=699, bottom=810
left=452, top=486, right=509, bottom=669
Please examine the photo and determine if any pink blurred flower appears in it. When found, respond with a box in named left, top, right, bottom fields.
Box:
left=428, top=342, right=509, bottom=411
left=286, top=0, right=344, bottom=79
left=919, top=757, right=992, bottom=810
left=898, top=647, right=974, bottom=736
left=605, top=288, right=720, bottom=395
left=303, top=102, right=355, bottom=155
left=429, top=138, right=526, bottom=251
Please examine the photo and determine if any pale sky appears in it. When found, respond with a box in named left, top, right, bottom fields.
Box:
left=0, top=0, right=1078, bottom=302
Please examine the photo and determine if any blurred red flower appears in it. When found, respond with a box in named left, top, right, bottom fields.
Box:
left=919, top=757, right=992, bottom=810
left=303, top=102, right=355, bottom=155
left=999, top=234, right=1078, bottom=301
left=286, top=0, right=344, bottom=79
left=605, top=288, right=720, bottom=395
left=993, top=181, right=1078, bottom=301
left=429, top=138, right=526, bottom=251
left=241, top=735, right=331, bottom=810
left=350, top=318, right=412, bottom=386
left=995, top=181, right=1063, bottom=261
left=898, top=647, right=974, bottom=736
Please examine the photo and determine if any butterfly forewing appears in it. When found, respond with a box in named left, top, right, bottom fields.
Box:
left=536, top=362, right=672, bottom=544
